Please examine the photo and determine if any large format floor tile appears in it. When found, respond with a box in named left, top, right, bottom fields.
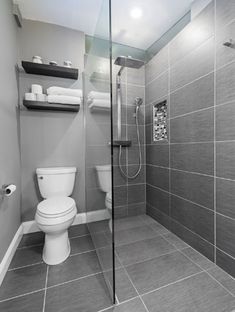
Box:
left=181, top=247, right=216, bottom=270
left=9, top=245, right=43, bottom=269
left=142, top=272, right=235, bottom=312
left=0, top=290, right=44, bottom=312
left=126, top=251, right=201, bottom=294
left=45, top=273, right=112, bottom=312
left=105, top=298, right=147, bottom=312
left=70, top=235, right=95, bottom=255
left=114, top=225, right=158, bottom=246
left=47, top=251, right=101, bottom=287
left=116, top=236, right=176, bottom=266
left=0, top=263, right=47, bottom=300
left=207, top=266, right=235, bottom=296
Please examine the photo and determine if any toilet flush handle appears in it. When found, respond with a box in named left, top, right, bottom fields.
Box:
left=38, top=176, right=43, bottom=180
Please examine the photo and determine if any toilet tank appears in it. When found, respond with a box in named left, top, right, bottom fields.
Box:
left=36, top=167, right=76, bottom=199
left=96, top=165, right=111, bottom=193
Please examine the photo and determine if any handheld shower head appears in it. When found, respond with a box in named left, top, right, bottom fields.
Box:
left=135, top=97, right=143, bottom=107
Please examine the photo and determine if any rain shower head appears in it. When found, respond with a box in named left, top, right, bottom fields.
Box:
left=114, top=56, right=144, bottom=69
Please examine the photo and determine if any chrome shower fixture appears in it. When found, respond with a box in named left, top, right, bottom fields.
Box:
left=114, top=56, right=144, bottom=69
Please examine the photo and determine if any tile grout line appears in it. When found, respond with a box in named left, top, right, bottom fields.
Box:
left=0, top=288, right=46, bottom=303
left=214, top=0, right=217, bottom=265
left=42, top=265, right=49, bottom=312
left=8, top=261, right=44, bottom=271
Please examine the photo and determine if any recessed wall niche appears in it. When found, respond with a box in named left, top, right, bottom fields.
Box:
left=153, top=100, right=168, bottom=142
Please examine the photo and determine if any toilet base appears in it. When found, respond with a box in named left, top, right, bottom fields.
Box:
left=43, top=230, right=71, bottom=265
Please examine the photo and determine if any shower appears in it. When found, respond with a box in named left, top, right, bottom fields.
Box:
left=114, top=56, right=144, bottom=179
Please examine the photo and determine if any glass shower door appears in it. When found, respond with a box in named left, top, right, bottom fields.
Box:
left=84, top=0, right=115, bottom=303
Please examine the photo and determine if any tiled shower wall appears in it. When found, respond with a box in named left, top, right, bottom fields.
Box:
left=145, top=0, right=235, bottom=277
left=85, top=56, right=146, bottom=217
left=113, top=66, right=146, bottom=217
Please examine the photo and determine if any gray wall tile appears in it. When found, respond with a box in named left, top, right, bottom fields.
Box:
left=170, top=1, right=215, bottom=65
left=127, top=66, right=145, bottom=86
left=170, top=143, right=214, bottom=175
left=171, top=195, right=214, bottom=243
left=126, top=85, right=145, bottom=107
left=216, top=141, right=235, bottom=179
left=170, top=108, right=214, bottom=143
left=146, top=165, right=169, bottom=191
left=216, top=61, right=235, bottom=105
left=146, top=184, right=170, bottom=215
left=216, top=20, right=235, bottom=69
left=216, top=178, right=235, bottom=219
left=216, top=101, right=235, bottom=141
left=128, top=184, right=146, bottom=205
left=170, top=73, right=214, bottom=118
left=171, top=170, right=214, bottom=210
left=146, top=204, right=171, bottom=230
left=216, top=0, right=235, bottom=28
left=146, top=71, right=168, bottom=105
left=216, top=214, right=235, bottom=258
left=170, top=38, right=214, bottom=91
left=145, top=45, right=169, bottom=84
left=146, top=144, right=169, bottom=167
left=171, top=219, right=214, bottom=261
left=216, top=248, right=235, bottom=278
left=114, top=186, right=128, bottom=207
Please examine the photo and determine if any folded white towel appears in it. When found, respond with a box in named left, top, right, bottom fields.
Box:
left=88, top=91, right=110, bottom=100
left=47, top=86, right=83, bottom=98
left=48, top=95, right=81, bottom=105
left=88, top=99, right=110, bottom=110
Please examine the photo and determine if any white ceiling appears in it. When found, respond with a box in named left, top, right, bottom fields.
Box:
left=16, top=0, right=194, bottom=50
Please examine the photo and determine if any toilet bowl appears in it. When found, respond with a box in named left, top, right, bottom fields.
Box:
left=96, top=165, right=112, bottom=231
left=35, top=167, right=77, bottom=265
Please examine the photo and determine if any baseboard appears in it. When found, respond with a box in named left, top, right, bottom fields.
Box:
left=0, top=225, right=23, bottom=286
left=22, top=209, right=110, bottom=234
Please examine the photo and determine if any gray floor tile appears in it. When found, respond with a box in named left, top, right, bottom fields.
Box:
left=70, top=235, right=95, bottom=255
left=116, top=236, right=176, bottom=266
left=126, top=251, right=201, bottom=294
left=18, top=231, right=44, bottom=248
left=88, top=220, right=110, bottom=233
left=68, top=224, right=89, bottom=238
left=142, top=272, right=235, bottom=312
left=47, top=251, right=101, bottom=287
left=216, top=214, right=235, bottom=258
left=114, top=216, right=144, bottom=231
left=106, top=268, right=138, bottom=303
left=181, top=247, right=216, bottom=270
left=114, top=225, right=158, bottom=246
left=0, top=291, right=44, bottom=312
left=9, top=245, right=43, bottom=269
left=0, top=263, right=47, bottom=300
left=207, top=266, right=235, bottom=296
left=96, top=246, right=121, bottom=271
left=162, top=232, right=189, bottom=249
left=105, top=298, right=147, bottom=312
left=149, top=222, right=169, bottom=235
left=45, top=273, right=112, bottom=312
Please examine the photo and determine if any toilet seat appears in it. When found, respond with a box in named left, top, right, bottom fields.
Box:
left=36, top=196, right=77, bottom=226
left=105, top=192, right=112, bottom=210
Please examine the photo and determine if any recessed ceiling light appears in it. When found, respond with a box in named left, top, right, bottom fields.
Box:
left=130, top=7, right=142, bottom=19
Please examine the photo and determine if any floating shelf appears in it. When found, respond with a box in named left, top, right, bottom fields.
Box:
left=21, top=61, right=79, bottom=80
left=23, top=100, right=80, bottom=112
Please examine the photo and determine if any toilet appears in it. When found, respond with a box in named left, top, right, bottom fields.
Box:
left=35, top=167, right=77, bottom=265
left=96, top=165, right=112, bottom=231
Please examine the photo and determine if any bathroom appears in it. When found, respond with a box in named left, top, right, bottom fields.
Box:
left=0, top=0, right=234, bottom=310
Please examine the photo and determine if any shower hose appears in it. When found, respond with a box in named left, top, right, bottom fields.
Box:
left=118, top=105, right=142, bottom=179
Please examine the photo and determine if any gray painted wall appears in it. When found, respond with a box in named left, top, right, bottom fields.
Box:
left=0, top=0, right=21, bottom=262
left=145, top=0, right=235, bottom=277
left=19, top=20, right=85, bottom=221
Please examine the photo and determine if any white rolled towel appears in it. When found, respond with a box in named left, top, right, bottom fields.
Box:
left=47, top=86, right=83, bottom=98
left=48, top=95, right=81, bottom=105
left=88, top=91, right=110, bottom=100
left=89, top=99, right=110, bottom=109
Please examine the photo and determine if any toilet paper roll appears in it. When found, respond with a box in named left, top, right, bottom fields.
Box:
left=25, top=93, right=36, bottom=101
left=4, top=184, right=16, bottom=197
left=31, top=84, right=43, bottom=94
left=36, top=94, right=47, bottom=102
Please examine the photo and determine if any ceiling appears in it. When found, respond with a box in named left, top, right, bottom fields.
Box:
left=16, top=0, right=194, bottom=50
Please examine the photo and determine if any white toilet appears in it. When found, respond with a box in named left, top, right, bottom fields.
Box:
left=35, top=167, right=77, bottom=265
left=96, top=165, right=112, bottom=231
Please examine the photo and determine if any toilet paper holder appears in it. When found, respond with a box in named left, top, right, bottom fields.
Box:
left=0, top=184, right=17, bottom=197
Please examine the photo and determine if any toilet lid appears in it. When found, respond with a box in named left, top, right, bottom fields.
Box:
left=106, top=192, right=112, bottom=203
left=37, top=197, right=75, bottom=217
